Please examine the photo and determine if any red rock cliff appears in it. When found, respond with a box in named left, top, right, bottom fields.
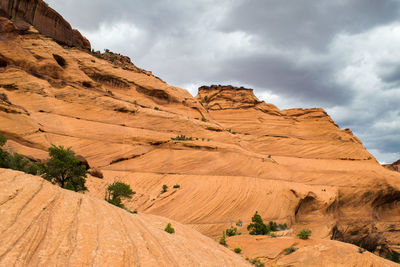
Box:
left=0, top=0, right=90, bottom=49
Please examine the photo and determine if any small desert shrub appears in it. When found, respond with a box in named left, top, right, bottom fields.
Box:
left=247, top=258, right=264, bottom=267
left=358, top=247, right=366, bottom=253
left=201, top=117, right=207, bottom=122
left=104, top=48, right=110, bottom=53
left=283, top=246, right=298, bottom=255
left=161, top=184, right=168, bottom=193
left=297, top=229, right=312, bottom=240
left=154, top=106, right=159, bottom=110
left=270, top=232, right=277, bottom=238
left=173, top=184, right=180, bottom=189
left=164, top=223, right=175, bottom=234
left=236, top=219, right=243, bottom=227
left=171, top=135, right=193, bottom=141
left=225, top=226, right=240, bottom=237
left=219, top=231, right=227, bottom=246
left=247, top=211, right=270, bottom=235
left=203, top=95, right=208, bottom=102
left=234, top=247, right=242, bottom=253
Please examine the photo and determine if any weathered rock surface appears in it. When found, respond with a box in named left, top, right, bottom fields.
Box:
left=0, top=0, right=90, bottom=49
left=227, top=235, right=399, bottom=267
left=1, top=9, right=400, bottom=265
left=0, top=168, right=249, bottom=267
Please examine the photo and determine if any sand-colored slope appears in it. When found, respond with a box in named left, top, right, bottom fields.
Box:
left=0, top=168, right=249, bottom=267
left=226, top=235, right=398, bottom=267
left=2, top=15, right=400, bottom=261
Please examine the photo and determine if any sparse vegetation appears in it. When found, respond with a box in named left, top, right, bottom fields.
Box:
left=42, top=145, right=87, bottom=192
left=171, top=135, right=193, bottom=141
left=297, top=229, right=312, bottom=240
left=270, top=232, right=277, bottom=238
left=106, top=181, right=135, bottom=208
left=203, top=95, right=208, bottom=102
left=219, top=231, right=227, bottom=246
left=247, top=211, right=270, bottom=235
left=161, top=184, right=168, bottom=193
left=358, top=247, right=366, bottom=253
left=173, top=184, right=180, bottom=189
left=104, top=48, right=110, bottom=53
left=236, top=219, right=243, bottom=227
left=0, top=133, right=40, bottom=175
left=164, top=223, right=175, bottom=234
left=201, top=117, right=207, bottom=122
left=225, top=226, right=240, bottom=236
left=247, top=258, right=264, bottom=267
left=154, top=106, right=159, bottom=110
left=234, top=247, right=242, bottom=253
left=283, top=246, right=298, bottom=255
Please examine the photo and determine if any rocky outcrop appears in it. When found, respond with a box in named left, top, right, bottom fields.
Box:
left=0, top=0, right=90, bottom=49
left=384, top=159, right=400, bottom=172
left=197, top=84, right=281, bottom=114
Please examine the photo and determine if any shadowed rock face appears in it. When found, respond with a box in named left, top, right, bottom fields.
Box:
left=384, top=159, right=400, bottom=172
left=0, top=0, right=90, bottom=49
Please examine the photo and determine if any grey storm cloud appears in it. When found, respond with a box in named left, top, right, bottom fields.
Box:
left=219, top=0, right=400, bottom=50
left=46, top=0, right=400, bottom=163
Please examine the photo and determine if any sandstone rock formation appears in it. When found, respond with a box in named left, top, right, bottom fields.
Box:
left=384, top=159, right=400, bottom=172
left=1, top=7, right=400, bottom=266
left=0, top=169, right=248, bottom=266
left=226, top=235, right=399, bottom=266
left=0, top=0, right=90, bottom=49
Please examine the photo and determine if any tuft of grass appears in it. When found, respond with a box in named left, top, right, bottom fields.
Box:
left=297, top=229, right=312, bottom=240
left=234, top=247, right=242, bottom=253
left=219, top=231, right=227, bottom=246
left=164, top=223, right=175, bottom=234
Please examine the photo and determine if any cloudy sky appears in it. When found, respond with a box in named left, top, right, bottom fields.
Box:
left=47, top=0, right=400, bottom=163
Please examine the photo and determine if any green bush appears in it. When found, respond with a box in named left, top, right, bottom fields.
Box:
left=270, top=232, right=277, bottom=238
left=297, top=229, right=312, bottom=240
left=247, top=211, right=270, bottom=235
left=0, top=133, right=40, bottom=175
left=234, top=247, right=242, bottom=253
left=225, top=226, right=240, bottom=237
left=154, top=106, right=159, bottom=110
left=161, top=184, right=168, bottom=193
left=173, top=184, right=180, bottom=189
left=201, top=117, right=207, bottom=122
left=283, top=246, right=297, bottom=255
left=236, top=219, right=243, bottom=227
left=164, top=223, right=175, bottom=234
left=42, top=145, right=87, bottom=192
left=219, top=231, right=227, bottom=246
left=106, top=181, right=135, bottom=208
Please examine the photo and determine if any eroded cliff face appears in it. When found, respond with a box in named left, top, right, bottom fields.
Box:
left=1, top=11, right=400, bottom=266
left=0, top=0, right=90, bottom=49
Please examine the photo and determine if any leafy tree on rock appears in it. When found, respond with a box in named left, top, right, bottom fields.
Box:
left=42, top=145, right=87, bottom=192
left=247, top=211, right=270, bottom=235
left=106, top=181, right=135, bottom=207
